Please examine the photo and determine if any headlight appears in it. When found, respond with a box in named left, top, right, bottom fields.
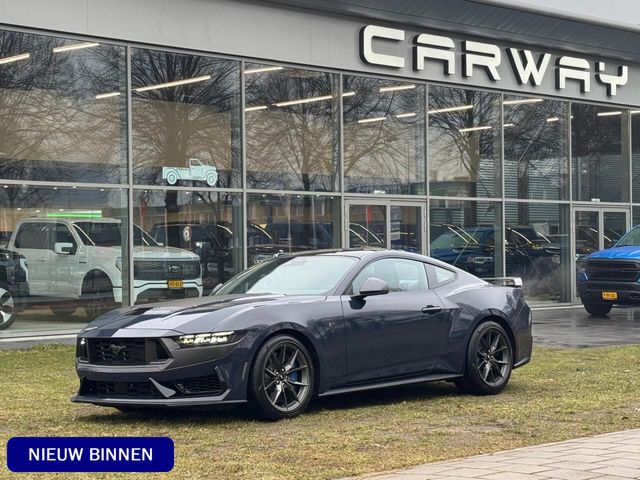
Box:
left=115, top=257, right=122, bottom=271
left=176, top=331, right=240, bottom=347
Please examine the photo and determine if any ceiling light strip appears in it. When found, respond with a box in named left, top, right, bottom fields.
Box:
left=245, top=105, right=268, bottom=112
left=395, top=112, right=417, bottom=118
left=95, top=92, right=121, bottom=100
left=459, top=125, right=492, bottom=133
left=0, top=53, right=30, bottom=65
left=53, top=42, right=100, bottom=53
left=379, top=84, right=416, bottom=93
left=429, top=105, right=474, bottom=114
left=244, top=66, right=284, bottom=75
left=358, top=116, right=386, bottom=124
left=134, top=75, right=211, bottom=92
left=597, top=111, right=622, bottom=117
left=503, top=98, right=544, bottom=106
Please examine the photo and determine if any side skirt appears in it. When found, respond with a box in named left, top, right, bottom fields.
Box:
left=318, top=373, right=461, bottom=397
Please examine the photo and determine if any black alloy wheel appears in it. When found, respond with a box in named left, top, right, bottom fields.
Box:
left=248, top=335, right=314, bottom=420
left=455, top=321, right=513, bottom=395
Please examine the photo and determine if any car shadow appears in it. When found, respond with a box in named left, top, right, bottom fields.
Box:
left=78, top=380, right=476, bottom=425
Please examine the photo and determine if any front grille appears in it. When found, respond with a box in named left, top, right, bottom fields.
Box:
left=173, top=374, right=223, bottom=396
left=134, top=260, right=201, bottom=281
left=586, top=261, right=640, bottom=282
left=87, top=338, right=169, bottom=365
left=82, top=380, right=160, bottom=398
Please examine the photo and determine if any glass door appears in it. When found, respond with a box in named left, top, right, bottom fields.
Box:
left=573, top=207, right=629, bottom=301
left=346, top=200, right=425, bottom=253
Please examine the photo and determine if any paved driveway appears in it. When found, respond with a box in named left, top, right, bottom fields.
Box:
left=533, top=306, right=640, bottom=348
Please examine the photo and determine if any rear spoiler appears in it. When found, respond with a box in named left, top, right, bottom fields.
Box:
left=486, top=277, right=523, bottom=287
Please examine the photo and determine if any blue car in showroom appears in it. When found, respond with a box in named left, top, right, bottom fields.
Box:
left=72, top=250, right=532, bottom=420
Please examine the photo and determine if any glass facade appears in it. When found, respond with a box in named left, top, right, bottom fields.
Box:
left=1, top=26, right=640, bottom=334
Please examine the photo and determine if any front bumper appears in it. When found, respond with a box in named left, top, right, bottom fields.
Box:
left=72, top=333, right=254, bottom=408
left=112, top=280, right=203, bottom=304
left=578, top=281, right=640, bottom=304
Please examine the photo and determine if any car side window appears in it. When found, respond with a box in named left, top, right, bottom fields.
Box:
left=14, top=223, right=50, bottom=250
left=351, top=258, right=428, bottom=294
left=431, top=265, right=456, bottom=286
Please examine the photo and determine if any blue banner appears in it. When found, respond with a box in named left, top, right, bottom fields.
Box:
left=7, top=437, right=174, bottom=472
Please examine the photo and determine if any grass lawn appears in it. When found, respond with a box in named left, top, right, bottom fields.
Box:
left=1, top=344, right=640, bottom=480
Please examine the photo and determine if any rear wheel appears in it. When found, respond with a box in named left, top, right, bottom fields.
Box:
left=0, top=283, right=16, bottom=330
left=455, top=321, right=513, bottom=395
left=248, top=335, right=314, bottom=420
left=583, top=302, right=612, bottom=316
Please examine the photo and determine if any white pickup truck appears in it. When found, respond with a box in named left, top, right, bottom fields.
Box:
left=162, top=158, right=218, bottom=186
left=9, top=218, right=203, bottom=318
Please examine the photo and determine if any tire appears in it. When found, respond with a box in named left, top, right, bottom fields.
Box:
left=50, top=303, right=78, bottom=317
left=583, top=302, right=612, bottom=316
left=0, top=283, right=17, bottom=330
left=166, top=170, right=178, bottom=185
left=248, top=335, right=314, bottom=420
left=205, top=172, right=217, bottom=187
left=455, top=321, right=513, bottom=395
left=82, top=273, right=115, bottom=319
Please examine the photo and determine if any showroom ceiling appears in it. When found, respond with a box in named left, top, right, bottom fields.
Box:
left=260, top=0, right=640, bottom=63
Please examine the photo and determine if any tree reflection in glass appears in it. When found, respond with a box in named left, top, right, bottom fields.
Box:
left=245, top=64, right=339, bottom=192
left=0, top=31, right=126, bottom=184
left=428, top=86, right=500, bottom=198
left=343, top=76, right=425, bottom=194
left=131, top=49, right=241, bottom=188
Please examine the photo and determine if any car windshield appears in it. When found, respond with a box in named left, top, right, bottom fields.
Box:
left=614, top=226, right=640, bottom=247
left=431, top=228, right=488, bottom=249
left=73, top=222, right=159, bottom=247
left=217, top=255, right=358, bottom=295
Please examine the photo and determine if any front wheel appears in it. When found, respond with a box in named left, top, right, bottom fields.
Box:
left=455, top=321, right=513, bottom=395
left=248, top=335, right=314, bottom=420
left=583, top=302, right=612, bottom=316
left=0, top=284, right=16, bottom=330
left=82, top=273, right=115, bottom=319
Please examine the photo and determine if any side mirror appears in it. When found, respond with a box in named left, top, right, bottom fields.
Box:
left=211, top=283, right=224, bottom=295
left=351, top=277, right=389, bottom=299
left=54, top=242, right=74, bottom=255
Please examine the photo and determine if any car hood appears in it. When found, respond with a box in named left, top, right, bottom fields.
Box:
left=79, top=294, right=327, bottom=336
left=588, top=246, right=640, bottom=259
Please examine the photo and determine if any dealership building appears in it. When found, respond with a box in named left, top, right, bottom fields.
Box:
left=0, top=0, right=639, bottom=336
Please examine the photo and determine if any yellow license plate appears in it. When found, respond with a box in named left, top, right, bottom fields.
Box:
left=602, top=291, right=618, bottom=300
left=168, top=279, right=184, bottom=289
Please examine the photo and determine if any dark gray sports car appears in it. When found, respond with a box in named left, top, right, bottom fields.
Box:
left=72, top=250, right=532, bottom=420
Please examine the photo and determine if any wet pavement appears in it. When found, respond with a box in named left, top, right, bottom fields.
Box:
left=533, top=305, right=640, bottom=348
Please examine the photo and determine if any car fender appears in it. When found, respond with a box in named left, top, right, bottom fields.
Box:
left=248, top=321, right=327, bottom=391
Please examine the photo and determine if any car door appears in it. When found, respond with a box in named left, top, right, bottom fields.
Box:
left=12, top=222, right=53, bottom=295
left=341, top=257, right=451, bottom=384
left=50, top=222, right=79, bottom=296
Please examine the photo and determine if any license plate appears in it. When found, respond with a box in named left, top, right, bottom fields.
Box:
left=168, top=279, right=184, bottom=289
left=602, top=291, right=617, bottom=300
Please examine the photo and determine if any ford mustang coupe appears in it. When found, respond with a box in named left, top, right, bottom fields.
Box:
left=72, top=250, right=532, bottom=420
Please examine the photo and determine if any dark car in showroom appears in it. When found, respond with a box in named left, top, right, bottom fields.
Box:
left=0, top=247, right=29, bottom=329
left=430, top=225, right=560, bottom=294
left=72, top=249, right=532, bottom=420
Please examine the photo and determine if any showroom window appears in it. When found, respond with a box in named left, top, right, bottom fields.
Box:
left=343, top=76, right=425, bottom=194
left=571, top=103, right=630, bottom=202
left=131, top=48, right=241, bottom=188
left=134, top=190, right=242, bottom=297
left=631, top=111, right=640, bottom=203
left=246, top=194, right=340, bottom=266
left=429, top=199, right=503, bottom=278
left=244, top=63, right=340, bottom=191
left=504, top=96, right=569, bottom=200
left=0, top=31, right=127, bottom=184
left=505, top=202, right=571, bottom=303
left=428, top=86, right=501, bottom=198
left=0, top=185, right=127, bottom=330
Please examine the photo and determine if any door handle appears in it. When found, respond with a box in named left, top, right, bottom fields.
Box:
left=422, top=305, right=443, bottom=315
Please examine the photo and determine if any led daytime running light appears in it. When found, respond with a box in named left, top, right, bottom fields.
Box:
left=177, top=331, right=235, bottom=346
